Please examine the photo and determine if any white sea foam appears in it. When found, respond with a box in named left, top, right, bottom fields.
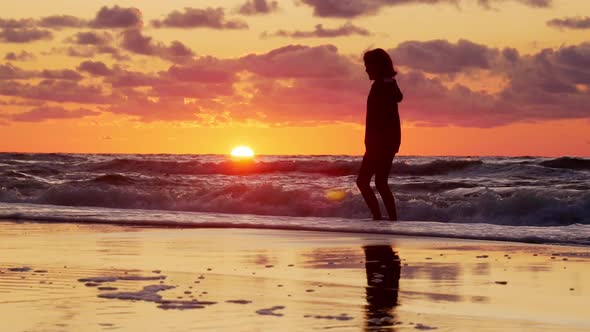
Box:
left=1, top=203, right=589, bottom=246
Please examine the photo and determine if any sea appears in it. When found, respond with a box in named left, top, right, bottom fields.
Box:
left=1, top=153, right=589, bottom=246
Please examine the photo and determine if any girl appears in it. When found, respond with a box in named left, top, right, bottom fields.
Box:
left=356, top=49, right=403, bottom=221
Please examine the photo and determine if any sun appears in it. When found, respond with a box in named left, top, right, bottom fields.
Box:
left=230, top=146, right=255, bottom=158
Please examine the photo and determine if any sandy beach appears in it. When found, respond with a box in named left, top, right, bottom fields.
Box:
left=1, top=221, right=589, bottom=332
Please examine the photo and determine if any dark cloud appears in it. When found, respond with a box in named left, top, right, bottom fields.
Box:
left=106, top=71, right=160, bottom=87
left=299, top=0, right=458, bottom=18
left=77, top=60, right=114, bottom=76
left=11, top=105, right=99, bottom=122
left=120, top=29, right=194, bottom=62
left=40, top=69, right=83, bottom=81
left=66, top=31, right=113, bottom=45
left=239, top=44, right=355, bottom=78
left=301, top=0, right=549, bottom=17
left=2, top=62, right=85, bottom=82
left=89, top=5, right=143, bottom=29
left=120, top=29, right=163, bottom=54
left=478, top=0, right=551, bottom=10
left=262, top=22, right=372, bottom=38
left=517, top=0, right=552, bottom=7
left=0, top=79, right=117, bottom=104
left=479, top=0, right=552, bottom=9
left=0, top=63, right=33, bottom=79
left=547, top=17, right=590, bottom=30
left=0, top=28, right=52, bottom=43
left=58, top=45, right=130, bottom=61
left=4, top=51, right=35, bottom=61
left=152, top=7, right=248, bottom=29
left=238, top=0, right=279, bottom=15
left=0, top=18, right=34, bottom=29
left=38, top=15, right=87, bottom=28
left=390, top=39, right=498, bottom=73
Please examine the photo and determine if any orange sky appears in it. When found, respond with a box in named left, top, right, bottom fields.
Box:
left=0, top=0, right=589, bottom=156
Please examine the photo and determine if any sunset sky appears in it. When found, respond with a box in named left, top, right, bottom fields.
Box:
left=0, top=0, right=589, bottom=156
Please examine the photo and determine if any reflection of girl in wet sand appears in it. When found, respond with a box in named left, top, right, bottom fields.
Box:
left=357, top=49, right=403, bottom=221
left=363, top=245, right=401, bottom=330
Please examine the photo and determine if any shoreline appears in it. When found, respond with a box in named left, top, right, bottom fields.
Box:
left=1, top=221, right=589, bottom=331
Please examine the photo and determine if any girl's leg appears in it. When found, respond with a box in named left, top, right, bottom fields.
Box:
left=356, top=153, right=382, bottom=220
left=375, top=153, right=397, bottom=221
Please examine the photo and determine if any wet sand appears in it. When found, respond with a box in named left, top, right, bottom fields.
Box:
left=1, top=221, right=589, bottom=331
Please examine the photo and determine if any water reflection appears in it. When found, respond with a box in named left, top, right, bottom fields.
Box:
left=363, top=245, right=401, bottom=331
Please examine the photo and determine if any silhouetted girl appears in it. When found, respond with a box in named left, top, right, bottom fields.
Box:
left=356, top=49, right=403, bottom=221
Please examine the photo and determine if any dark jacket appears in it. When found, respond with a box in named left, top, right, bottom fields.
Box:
left=365, top=78, right=403, bottom=154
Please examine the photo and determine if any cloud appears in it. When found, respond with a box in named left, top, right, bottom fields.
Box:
left=239, top=44, right=356, bottom=78
left=105, top=96, right=203, bottom=122
left=66, top=31, right=113, bottom=45
left=262, top=22, right=372, bottom=38
left=0, top=28, right=52, bottom=43
left=238, top=0, right=279, bottom=15
left=165, top=58, right=236, bottom=83
left=55, top=44, right=130, bottom=61
left=4, top=51, right=35, bottom=61
left=40, top=69, right=83, bottom=81
left=106, top=70, right=160, bottom=87
left=547, top=17, right=590, bottom=30
left=1, top=63, right=81, bottom=81
left=120, top=29, right=194, bottom=62
left=478, top=0, right=551, bottom=10
left=299, top=0, right=459, bottom=18
left=238, top=41, right=590, bottom=127
left=516, top=0, right=552, bottom=7
left=389, top=39, right=499, bottom=73
left=300, top=0, right=550, bottom=17
left=0, top=79, right=118, bottom=104
left=89, top=5, right=143, bottom=29
left=0, top=63, right=32, bottom=79
left=0, top=18, right=35, bottom=29
left=77, top=60, right=114, bottom=76
left=11, top=105, right=99, bottom=122
left=38, top=15, right=87, bottom=28
left=151, top=7, right=248, bottom=29
left=394, top=42, right=590, bottom=126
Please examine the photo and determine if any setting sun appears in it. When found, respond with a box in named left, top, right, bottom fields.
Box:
left=230, top=146, right=255, bottom=158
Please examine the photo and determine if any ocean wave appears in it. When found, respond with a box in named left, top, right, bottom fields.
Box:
left=84, top=158, right=483, bottom=176
left=0, top=153, right=86, bottom=163
left=89, top=174, right=137, bottom=185
left=397, top=181, right=479, bottom=192
left=391, top=159, right=483, bottom=176
left=1, top=181, right=588, bottom=226
left=540, top=157, right=590, bottom=171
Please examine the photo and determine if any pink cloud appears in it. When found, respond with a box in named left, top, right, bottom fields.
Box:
left=89, top=5, right=143, bottom=29
left=120, top=29, right=194, bottom=62
left=11, top=105, right=99, bottom=122
left=0, top=28, right=52, bottom=43
left=238, top=0, right=279, bottom=15
left=152, top=7, right=248, bottom=29
left=4, top=51, right=36, bottom=61
left=262, top=22, right=372, bottom=38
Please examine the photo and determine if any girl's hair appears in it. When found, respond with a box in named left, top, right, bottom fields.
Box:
left=363, top=48, right=397, bottom=77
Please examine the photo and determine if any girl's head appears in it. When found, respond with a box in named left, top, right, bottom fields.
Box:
left=363, top=48, right=396, bottom=80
